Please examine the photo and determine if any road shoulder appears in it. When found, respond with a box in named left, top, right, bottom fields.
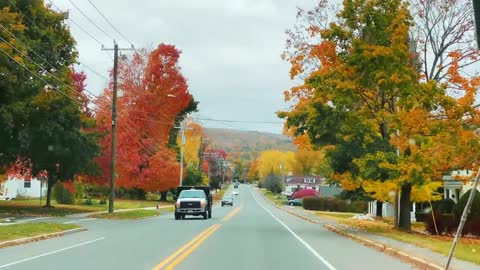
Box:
left=256, top=189, right=479, bottom=270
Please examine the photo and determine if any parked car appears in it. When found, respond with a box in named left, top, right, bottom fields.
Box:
left=287, top=198, right=303, bottom=206
left=221, top=196, right=233, bottom=206
left=233, top=190, right=239, bottom=195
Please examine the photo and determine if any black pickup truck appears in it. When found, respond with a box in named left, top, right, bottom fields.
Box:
left=174, top=186, right=212, bottom=220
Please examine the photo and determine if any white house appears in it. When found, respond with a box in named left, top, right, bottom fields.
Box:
left=368, top=201, right=416, bottom=221
left=443, top=169, right=480, bottom=203
left=284, top=175, right=323, bottom=196
left=0, top=177, right=47, bottom=200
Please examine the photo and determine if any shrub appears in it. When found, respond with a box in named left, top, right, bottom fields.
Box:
left=264, top=174, right=282, bottom=194
left=302, top=197, right=367, bottom=213
left=99, top=197, right=107, bottom=205
left=454, top=189, right=480, bottom=222
left=434, top=198, right=456, bottom=214
left=425, top=214, right=456, bottom=235
left=462, top=217, right=480, bottom=236
left=82, top=198, right=94, bottom=205
left=145, top=192, right=161, bottom=201
left=53, top=183, right=74, bottom=205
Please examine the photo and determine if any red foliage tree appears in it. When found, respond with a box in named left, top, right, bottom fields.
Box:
left=92, top=44, right=193, bottom=192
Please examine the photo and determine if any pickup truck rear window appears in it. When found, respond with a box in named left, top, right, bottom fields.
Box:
left=178, top=190, right=206, bottom=199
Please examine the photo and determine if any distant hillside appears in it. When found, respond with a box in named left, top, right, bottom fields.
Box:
left=203, top=128, right=296, bottom=162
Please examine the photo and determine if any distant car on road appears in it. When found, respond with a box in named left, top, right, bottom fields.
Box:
left=232, top=190, right=239, bottom=195
left=287, top=198, right=303, bottom=206
left=221, top=196, right=233, bottom=206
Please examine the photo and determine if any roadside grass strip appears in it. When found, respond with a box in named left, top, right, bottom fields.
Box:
left=89, top=209, right=161, bottom=220
left=0, top=222, right=80, bottom=242
left=152, top=224, right=222, bottom=270
left=0, top=199, right=173, bottom=217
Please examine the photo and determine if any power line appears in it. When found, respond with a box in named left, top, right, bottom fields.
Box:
left=80, top=63, right=108, bottom=80
left=0, top=33, right=104, bottom=104
left=86, top=0, right=133, bottom=45
left=0, top=24, right=107, bottom=96
left=67, top=0, right=116, bottom=41
left=51, top=2, right=104, bottom=46
left=195, top=116, right=284, bottom=124
left=0, top=41, right=172, bottom=164
left=0, top=46, right=94, bottom=111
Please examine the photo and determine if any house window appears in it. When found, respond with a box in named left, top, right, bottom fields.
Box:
left=304, top=178, right=316, bottom=184
left=24, top=181, right=31, bottom=188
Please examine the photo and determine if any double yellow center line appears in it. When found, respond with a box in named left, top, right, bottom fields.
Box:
left=152, top=206, right=242, bottom=270
left=222, top=206, right=242, bottom=222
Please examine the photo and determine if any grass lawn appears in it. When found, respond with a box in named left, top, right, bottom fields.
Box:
left=311, top=211, right=356, bottom=220
left=90, top=209, right=161, bottom=220
left=260, top=189, right=286, bottom=205
left=323, top=213, right=480, bottom=265
left=0, top=198, right=173, bottom=216
left=0, top=222, right=80, bottom=242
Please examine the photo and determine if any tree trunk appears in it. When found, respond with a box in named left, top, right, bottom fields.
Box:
left=398, top=183, right=412, bottom=230
left=45, top=180, right=53, bottom=207
left=160, top=191, right=168, bottom=201
left=376, top=201, right=383, bottom=217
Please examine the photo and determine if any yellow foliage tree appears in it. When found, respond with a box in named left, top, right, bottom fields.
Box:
left=255, top=150, right=295, bottom=180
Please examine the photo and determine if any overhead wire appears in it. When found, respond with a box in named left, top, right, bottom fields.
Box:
left=0, top=25, right=104, bottom=101
left=0, top=45, right=164, bottom=156
left=86, top=0, right=133, bottom=45
left=48, top=1, right=105, bottom=46
left=0, top=6, right=171, bottom=160
left=66, top=0, right=115, bottom=41
left=0, top=46, right=94, bottom=111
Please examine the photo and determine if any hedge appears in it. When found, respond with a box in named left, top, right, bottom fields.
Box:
left=302, top=197, right=367, bottom=213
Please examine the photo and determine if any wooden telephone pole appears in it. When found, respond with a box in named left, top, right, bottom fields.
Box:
left=102, top=42, right=133, bottom=214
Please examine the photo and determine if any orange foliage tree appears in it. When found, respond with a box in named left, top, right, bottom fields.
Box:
left=93, top=44, right=194, bottom=192
left=279, top=0, right=480, bottom=230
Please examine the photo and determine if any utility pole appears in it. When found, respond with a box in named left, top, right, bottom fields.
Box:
left=175, top=124, right=193, bottom=187
left=222, top=160, right=227, bottom=185
left=102, top=42, right=133, bottom=214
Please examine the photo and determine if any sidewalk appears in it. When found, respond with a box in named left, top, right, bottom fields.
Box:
left=278, top=205, right=478, bottom=270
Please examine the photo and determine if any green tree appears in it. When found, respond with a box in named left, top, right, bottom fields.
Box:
left=26, top=92, right=100, bottom=207
left=0, top=1, right=99, bottom=207
left=280, top=0, right=477, bottom=230
left=183, top=165, right=205, bottom=186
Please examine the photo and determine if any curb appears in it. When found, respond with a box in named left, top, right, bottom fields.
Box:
left=0, top=227, right=87, bottom=249
left=324, top=224, right=443, bottom=270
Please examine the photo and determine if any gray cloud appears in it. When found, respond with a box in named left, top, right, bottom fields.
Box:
left=51, top=0, right=315, bottom=133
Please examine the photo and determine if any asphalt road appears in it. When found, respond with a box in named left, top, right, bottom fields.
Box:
left=0, top=185, right=415, bottom=270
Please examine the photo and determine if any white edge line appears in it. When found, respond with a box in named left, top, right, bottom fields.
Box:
left=251, top=189, right=337, bottom=270
left=0, top=237, right=105, bottom=268
left=63, top=218, right=96, bottom=224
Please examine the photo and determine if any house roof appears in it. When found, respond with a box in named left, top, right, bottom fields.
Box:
left=286, top=175, right=323, bottom=186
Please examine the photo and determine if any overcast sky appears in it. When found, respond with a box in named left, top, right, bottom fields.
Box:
left=49, top=0, right=316, bottom=134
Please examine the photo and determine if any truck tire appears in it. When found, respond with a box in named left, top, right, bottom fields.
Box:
left=174, top=213, right=180, bottom=220
left=203, top=211, right=208, bottom=219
